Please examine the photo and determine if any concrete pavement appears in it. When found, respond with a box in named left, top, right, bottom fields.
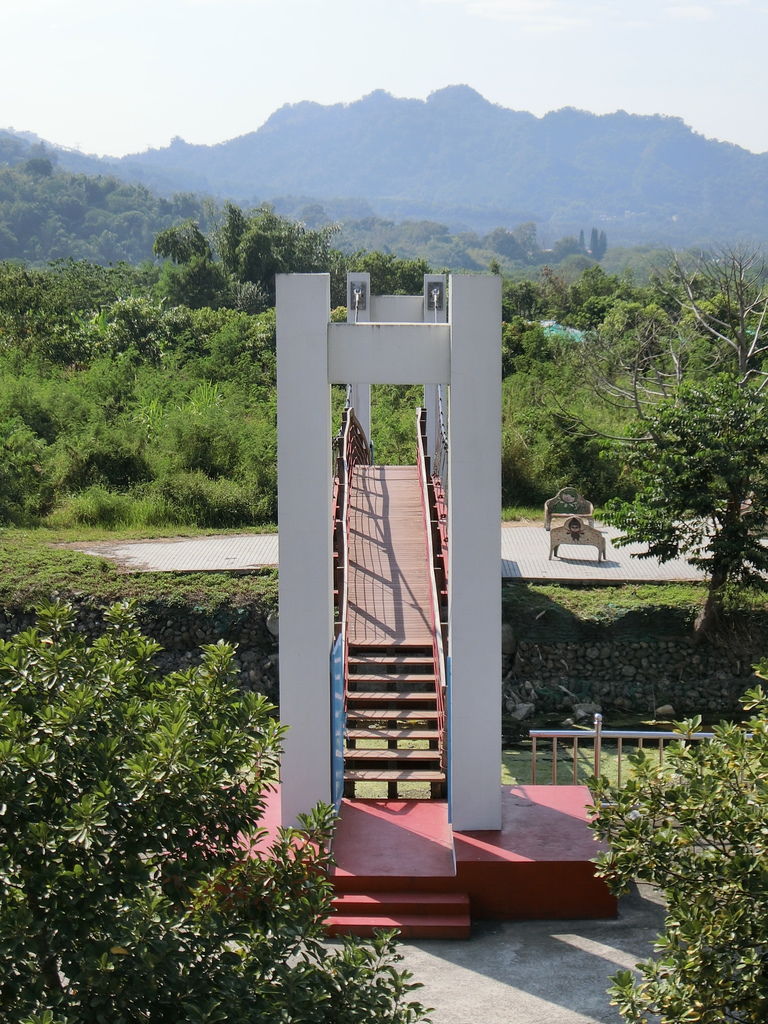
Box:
left=65, top=525, right=702, bottom=582
left=391, top=885, right=664, bottom=1024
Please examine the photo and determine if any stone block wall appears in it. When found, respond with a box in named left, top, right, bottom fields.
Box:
left=0, top=598, right=280, bottom=702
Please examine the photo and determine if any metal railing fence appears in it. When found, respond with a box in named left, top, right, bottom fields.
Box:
left=529, top=714, right=715, bottom=786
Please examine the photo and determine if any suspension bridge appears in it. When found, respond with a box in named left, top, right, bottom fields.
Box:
left=267, top=273, right=616, bottom=938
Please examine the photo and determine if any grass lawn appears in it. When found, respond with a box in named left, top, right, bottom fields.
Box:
left=503, top=738, right=661, bottom=788
left=0, top=526, right=278, bottom=610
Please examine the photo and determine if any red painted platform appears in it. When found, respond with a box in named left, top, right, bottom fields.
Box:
left=330, top=787, right=616, bottom=923
left=254, top=786, right=616, bottom=936
left=452, top=785, right=616, bottom=919
left=331, top=799, right=455, bottom=887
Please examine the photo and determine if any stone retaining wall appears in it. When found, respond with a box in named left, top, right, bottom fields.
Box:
left=0, top=598, right=280, bottom=702
left=503, top=633, right=764, bottom=720
left=2, top=594, right=763, bottom=724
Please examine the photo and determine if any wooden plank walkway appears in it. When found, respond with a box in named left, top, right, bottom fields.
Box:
left=346, top=465, right=432, bottom=645
left=63, top=523, right=709, bottom=583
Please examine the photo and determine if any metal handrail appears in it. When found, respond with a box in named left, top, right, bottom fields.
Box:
left=332, top=407, right=370, bottom=642
left=433, top=384, right=449, bottom=495
left=529, top=714, right=715, bottom=786
left=429, top=386, right=449, bottom=602
left=330, top=405, right=373, bottom=801
left=416, top=408, right=447, bottom=768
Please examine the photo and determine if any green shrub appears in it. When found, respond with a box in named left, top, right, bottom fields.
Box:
left=49, top=485, right=133, bottom=528
left=591, top=685, right=768, bottom=1024
left=0, top=420, right=52, bottom=522
left=164, top=405, right=240, bottom=479
left=126, top=493, right=181, bottom=529
left=0, top=602, right=427, bottom=1023
left=152, top=471, right=260, bottom=527
left=47, top=428, right=151, bottom=491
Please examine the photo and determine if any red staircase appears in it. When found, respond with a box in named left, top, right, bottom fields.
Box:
left=328, top=408, right=456, bottom=937
left=344, top=643, right=445, bottom=799
left=326, top=891, right=470, bottom=939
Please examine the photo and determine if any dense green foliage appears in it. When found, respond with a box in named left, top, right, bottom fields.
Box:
left=1, top=231, right=767, bottom=568
left=0, top=259, right=279, bottom=527
left=0, top=155, right=209, bottom=264
left=334, top=216, right=606, bottom=276
left=0, top=602, right=428, bottom=1023
left=0, top=141, right=611, bottom=278
left=590, top=683, right=768, bottom=1023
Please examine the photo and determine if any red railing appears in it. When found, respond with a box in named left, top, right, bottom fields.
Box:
left=332, top=407, right=370, bottom=642
left=416, top=408, right=448, bottom=770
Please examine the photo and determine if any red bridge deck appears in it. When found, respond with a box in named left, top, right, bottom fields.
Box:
left=346, top=465, right=433, bottom=647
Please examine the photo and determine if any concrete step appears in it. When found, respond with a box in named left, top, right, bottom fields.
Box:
left=331, top=891, right=470, bottom=916
left=326, top=890, right=471, bottom=940
left=325, top=913, right=470, bottom=939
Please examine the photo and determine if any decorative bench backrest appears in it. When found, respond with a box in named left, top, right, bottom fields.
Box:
left=544, top=487, right=594, bottom=530
left=549, top=516, right=607, bottom=561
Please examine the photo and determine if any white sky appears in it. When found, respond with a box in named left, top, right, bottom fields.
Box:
left=3, top=0, right=768, bottom=157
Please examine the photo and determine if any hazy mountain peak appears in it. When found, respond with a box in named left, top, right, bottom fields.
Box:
left=427, top=84, right=488, bottom=106
left=4, top=87, right=768, bottom=246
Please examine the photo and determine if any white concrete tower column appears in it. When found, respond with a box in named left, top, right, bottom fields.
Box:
left=276, top=273, right=333, bottom=825
left=447, top=274, right=502, bottom=830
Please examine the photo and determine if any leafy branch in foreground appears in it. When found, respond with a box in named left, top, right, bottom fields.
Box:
left=589, top=681, right=768, bottom=1024
left=0, top=601, right=428, bottom=1024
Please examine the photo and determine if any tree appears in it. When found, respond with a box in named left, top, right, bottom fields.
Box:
left=513, top=221, right=539, bottom=262
left=590, top=681, right=768, bottom=1023
left=348, top=250, right=431, bottom=296
left=153, top=220, right=228, bottom=309
left=0, top=602, right=427, bottom=1024
left=153, top=219, right=212, bottom=264
left=666, top=245, right=768, bottom=383
left=483, top=227, right=525, bottom=262
left=214, top=204, right=339, bottom=305
left=602, top=375, right=768, bottom=636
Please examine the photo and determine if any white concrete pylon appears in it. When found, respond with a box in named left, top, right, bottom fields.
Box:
left=423, top=274, right=447, bottom=466
left=447, top=274, right=502, bottom=830
left=276, top=273, right=334, bottom=825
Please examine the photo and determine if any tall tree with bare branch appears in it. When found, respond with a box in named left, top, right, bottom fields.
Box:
left=666, top=245, right=768, bottom=386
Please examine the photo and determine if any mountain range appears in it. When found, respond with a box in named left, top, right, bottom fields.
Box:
left=4, top=86, right=768, bottom=247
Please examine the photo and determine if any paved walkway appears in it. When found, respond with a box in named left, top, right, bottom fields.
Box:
left=392, top=884, right=665, bottom=1024
left=67, top=523, right=703, bottom=583
left=500, top=524, right=701, bottom=582
left=66, top=533, right=279, bottom=572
